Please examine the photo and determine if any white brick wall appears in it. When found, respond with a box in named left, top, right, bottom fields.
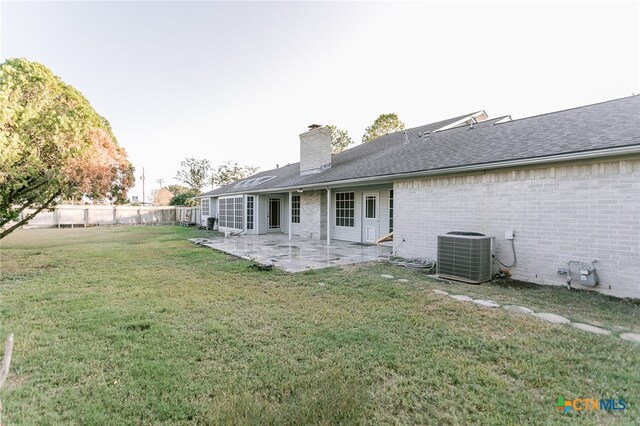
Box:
left=300, top=190, right=326, bottom=240
left=299, top=127, right=332, bottom=175
left=393, top=157, right=640, bottom=298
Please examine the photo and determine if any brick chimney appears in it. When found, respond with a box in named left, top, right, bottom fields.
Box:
left=299, top=124, right=331, bottom=175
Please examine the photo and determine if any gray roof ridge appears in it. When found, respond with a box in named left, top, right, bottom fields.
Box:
left=493, top=95, right=639, bottom=126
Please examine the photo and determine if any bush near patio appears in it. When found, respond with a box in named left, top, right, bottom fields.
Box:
left=0, top=226, right=638, bottom=424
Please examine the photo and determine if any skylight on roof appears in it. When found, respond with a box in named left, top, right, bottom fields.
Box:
left=233, top=176, right=276, bottom=189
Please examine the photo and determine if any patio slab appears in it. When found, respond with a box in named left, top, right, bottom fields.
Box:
left=190, top=234, right=391, bottom=272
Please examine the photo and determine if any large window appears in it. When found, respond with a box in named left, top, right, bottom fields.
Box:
left=335, top=192, right=355, bottom=227
left=291, top=195, right=300, bottom=224
left=246, top=196, right=254, bottom=230
left=389, top=190, right=394, bottom=232
left=219, top=196, right=244, bottom=229
left=201, top=198, right=210, bottom=216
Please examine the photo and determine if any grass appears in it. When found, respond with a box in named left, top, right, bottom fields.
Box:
left=0, top=226, right=638, bottom=425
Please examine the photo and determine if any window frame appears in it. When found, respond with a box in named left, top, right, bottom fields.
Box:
left=201, top=198, right=210, bottom=217
left=291, top=194, right=300, bottom=224
left=246, top=195, right=254, bottom=230
left=335, top=191, right=355, bottom=228
left=219, top=196, right=244, bottom=230
left=389, top=189, right=394, bottom=232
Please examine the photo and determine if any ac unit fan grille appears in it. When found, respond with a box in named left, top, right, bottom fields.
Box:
left=437, top=235, right=492, bottom=283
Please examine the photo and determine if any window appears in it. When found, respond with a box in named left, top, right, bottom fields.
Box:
left=365, top=195, right=376, bottom=219
left=246, top=196, right=254, bottom=230
left=219, top=196, right=244, bottom=229
left=235, top=197, right=243, bottom=229
left=201, top=198, right=210, bottom=216
left=335, top=192, right=355, bottom=227
left=389, top=190, right=394, bottom=232
left=291, top=195, right=300, bottom=224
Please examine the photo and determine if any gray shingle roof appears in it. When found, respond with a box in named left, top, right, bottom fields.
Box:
left=200, top=96, right=640, bottom=197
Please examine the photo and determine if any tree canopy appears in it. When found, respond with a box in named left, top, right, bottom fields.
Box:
left=362, top=113, right=405, bottom=143
left=327, top=125, right=354, bottom=154
left=167, top=184, right=198, bottom=206
left=210, top=161, right=259, bottom=189
left=0, top=58, right=134, bottom=239
left=174, top=158, right=211, bottom=192
left=151, top=188, right=173, bottom=206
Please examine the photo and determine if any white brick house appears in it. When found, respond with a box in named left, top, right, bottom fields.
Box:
left=198, top=97, right=640, bottom=298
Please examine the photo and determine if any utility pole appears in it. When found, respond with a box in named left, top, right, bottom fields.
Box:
left=141, top=167, right=146, bottom=205
left=156, top=178, right=164, bottom=188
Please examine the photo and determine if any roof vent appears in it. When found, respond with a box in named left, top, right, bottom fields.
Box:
left=308, top=124, right=322, bottom=130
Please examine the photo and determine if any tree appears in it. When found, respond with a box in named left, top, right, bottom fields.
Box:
left=175, top=158, right=211, bottom=192
left=166, top=184, right=191, bottom=196
left=210, top=161, right=259, bottom=189
left=0, top=58, right=134, bottom=239
left=327, top=125, right=354, bottom=154
left=152, top=188, right=173, bottom=206
left=362, top=113, right=405, bottom=143
left=169, top=191, right=198, bottom=206
left=166, top=184, right=198, bottom=206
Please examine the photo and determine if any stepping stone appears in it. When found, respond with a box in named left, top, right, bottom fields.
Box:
left=571, top=323, right=611, bottom=335
left=532, top=313, right=571, bottom=324
left=433, top=289, right=449, bottom=295
left=380, top=274, right=395, bottom=279
left=620, top=333, right=640, bottom=344
left=503, top=305, right=534, bottom=315
left=473, top=299, right=500, bottom=308
left=450, top=295, right=473, bottom=302
left=397, top=278, right=409, bottom=283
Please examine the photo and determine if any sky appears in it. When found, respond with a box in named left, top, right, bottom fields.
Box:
left=1, top=1, right=638, bottom=201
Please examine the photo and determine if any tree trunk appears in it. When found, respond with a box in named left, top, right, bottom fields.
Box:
left=0, top=192, right=60, bottom=239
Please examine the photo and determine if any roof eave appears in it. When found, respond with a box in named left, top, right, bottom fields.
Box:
left=196, top=145, right=640, bottom=198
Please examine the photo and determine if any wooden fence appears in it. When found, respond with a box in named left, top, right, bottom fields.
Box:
left=14, top=205, right=203, bottom=229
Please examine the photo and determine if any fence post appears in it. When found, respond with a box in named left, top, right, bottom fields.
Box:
left=113, top=206, right=117, bottom=226
left=84, top=208, right=89, bottom=227
left=137, top=209, right=142, bottom=225
left=55, top=207, right=60, bottom=229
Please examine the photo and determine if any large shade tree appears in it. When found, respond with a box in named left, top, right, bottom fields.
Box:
left=167, top=184, right=198, bottom=206
left=0, top=58, right=134, bottom=239
left=175, top=157, right=211, bottom=191
left=362, top=113, right=405, bottom=143
left=210, top=161, right=259, bottom=189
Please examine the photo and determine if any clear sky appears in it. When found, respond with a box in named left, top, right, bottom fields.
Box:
left=2, top=1, right=638, bottom=200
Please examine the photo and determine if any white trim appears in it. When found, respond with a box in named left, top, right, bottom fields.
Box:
left=433, top=111, right=488, bottom=133
left=494, top=115, right=512, bottom=124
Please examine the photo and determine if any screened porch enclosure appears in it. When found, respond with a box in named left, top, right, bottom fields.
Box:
left=210, top=183, right=392, bottom=243
left=214, top=193, right=293, bottom=235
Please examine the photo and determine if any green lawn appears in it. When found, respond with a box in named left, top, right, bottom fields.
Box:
left=0, top=226, right=638, bottom=425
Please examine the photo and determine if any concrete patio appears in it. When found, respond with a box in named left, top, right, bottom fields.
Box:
left=190, top=234, right=392, bottom=272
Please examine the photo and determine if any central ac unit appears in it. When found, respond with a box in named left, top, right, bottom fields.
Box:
left=437, top=232, right=493, bottom=284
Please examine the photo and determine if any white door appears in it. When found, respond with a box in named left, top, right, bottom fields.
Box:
left=290, top=194, right=301, bottom=235
left=267, top=197, right=282, bottom=233
left=361, top=191, right=379, bottom=243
